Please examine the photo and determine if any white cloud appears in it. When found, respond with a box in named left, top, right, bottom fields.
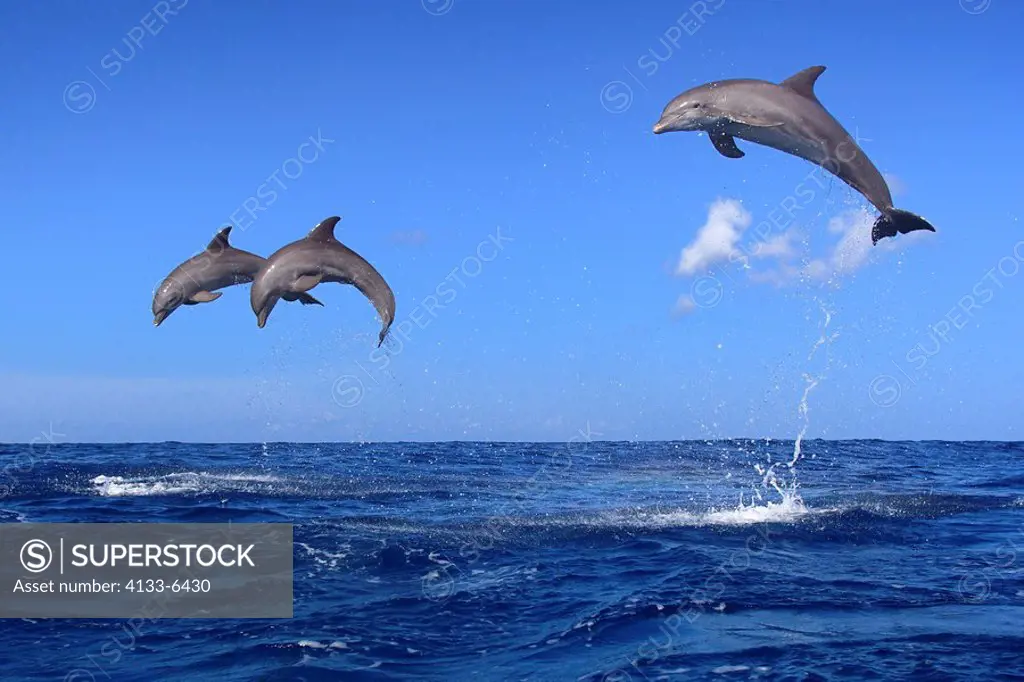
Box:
left=801, top=208, right=924, bottom=283
left=676, top=199, right=752, bottom=276
left=754, top=231, right=799, bottom=260
left=801, top=208, right=877, bottom=280
left=672, top=199, right=925, bottom=309
left=746, top=263, right=804, bottom=287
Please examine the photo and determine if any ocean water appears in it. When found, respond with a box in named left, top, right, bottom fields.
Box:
left=1, top=440, right=1023, bottom=681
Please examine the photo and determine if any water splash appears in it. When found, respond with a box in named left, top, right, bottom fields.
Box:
left=753, top=303, right=838, bottom=506
left=792, top=304, right=839, bottom=466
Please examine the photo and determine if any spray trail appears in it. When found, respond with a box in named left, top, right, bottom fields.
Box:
left=791, top=304, right=839, bottom=466
left=754, top=303, right=838, bottom=502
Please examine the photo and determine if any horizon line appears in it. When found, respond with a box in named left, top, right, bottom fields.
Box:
left=1, top=437, right=1020, bottom=446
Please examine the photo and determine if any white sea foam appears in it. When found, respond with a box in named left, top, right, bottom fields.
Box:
left=296, top=541, right=351, bottom=568
left=699, top=492, right=811, bottom=526
left=91, top=471, right=281, bottom=497
left=0, top=509, right=29, bottom=523
left=584, top=490, right=815, bottom=530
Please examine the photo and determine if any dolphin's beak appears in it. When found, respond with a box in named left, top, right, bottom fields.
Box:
left=153, top=310, right=169, bottom=327
left=653, top=117, right=678, bottom=134
left=254, top=295, right=281, bottom=328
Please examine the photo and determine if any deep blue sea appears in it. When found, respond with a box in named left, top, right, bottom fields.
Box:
left=1, top=440, right=1023, bottom=681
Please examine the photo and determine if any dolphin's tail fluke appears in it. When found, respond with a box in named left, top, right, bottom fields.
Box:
left=872, top=209, right=936, bottom=245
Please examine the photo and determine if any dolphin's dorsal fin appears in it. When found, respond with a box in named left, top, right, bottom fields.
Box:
left=207, top=226, right=232, bottom=251
left=307, top=216, right=341, bottom=242
left=780, top=66, right=826, bottom=101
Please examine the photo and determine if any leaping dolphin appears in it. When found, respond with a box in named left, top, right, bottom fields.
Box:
left=249, top=216, right=396, bottom=346
left=653, top=66, right=936, bottom=245
left=152, top=226, right=322, bottom=326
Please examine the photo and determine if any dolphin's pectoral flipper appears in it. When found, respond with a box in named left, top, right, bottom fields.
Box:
left=188, top=291, right=222, bottom=304
left=710, top=131, right=745, bottom=159
left=292, top=273, right=323, bottom=293
left=283, top=292, right=325, bottom=306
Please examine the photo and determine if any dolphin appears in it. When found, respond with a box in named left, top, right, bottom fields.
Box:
left=152, top=226, right=322, bottom=326
left=653, top=66, right=936, bottom=245
left=249, top=216, right=396, bottom=346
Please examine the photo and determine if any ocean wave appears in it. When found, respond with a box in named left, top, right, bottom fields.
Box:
left=91, top=471, right=282, bottom=497
left=84, top=471, right=468, bottom=502
left=0, top=508, right=28, bottom=523
left=297, top=541, right=352, bottom=569
left=84, top=469, right=1019, bottom=537
left=489, top=493, right=817, bottom=533
left=296, top=640, right=349, bottom=650
left=675, top=493, right=813, bottom=527
left=616, top=491, right=1020, bottom=529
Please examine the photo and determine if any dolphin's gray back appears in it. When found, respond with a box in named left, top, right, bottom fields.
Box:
left=264, top=238, right=396, bottom=336
left=168, top=247, right=266, bottom=294
left=713, top=79, right=894, bottom=213
left=208, top=248, right=266, bottom=288
left=312, top=241, right=396, bottom=333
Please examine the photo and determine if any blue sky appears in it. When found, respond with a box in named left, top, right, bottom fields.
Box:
left=0, top=0, right=1021, bottom=442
